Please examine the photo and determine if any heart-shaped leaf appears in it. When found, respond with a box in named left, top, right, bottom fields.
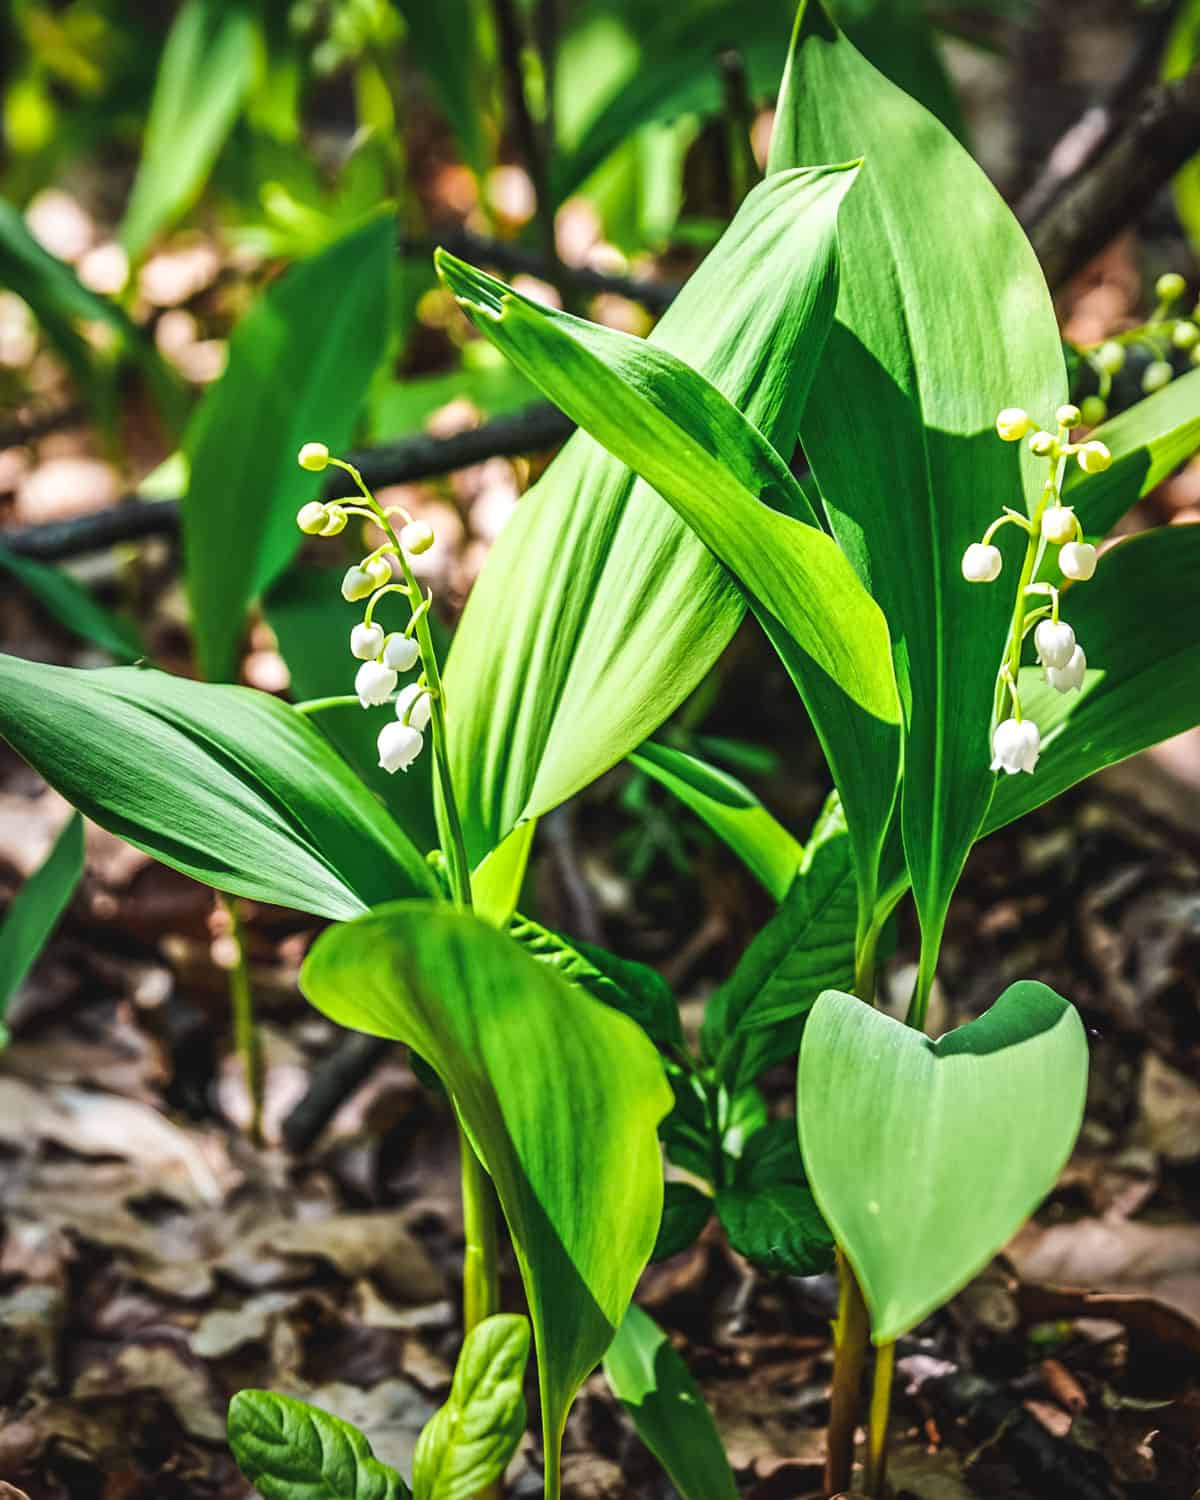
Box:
left=228, top=1389, right=411, bottom=1500
left=798, top=983, right=1088, bottom=1343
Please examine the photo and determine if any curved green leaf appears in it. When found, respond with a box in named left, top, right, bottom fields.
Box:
left=0, top=811, right=83, bottom=1039
left=412, top=1314, right=530, bottom=1500
left=0, top=657, right=435, bottom=919
left=798, top=982, right=1087, bottom=1342
left=441, top=170, right=876, bottom=872
left=0, top=548, right=143, bottom=661
left=630, top=742, right=802, bottom=902
left=228, top=1389, right=410, bottom=1500
left=184, top=214, right=393, bottom=682
left=715, top=1182, right=835, bottom=1276
left=651, top=1183, right=713, bottom=1262
left=300, top=906, right=673, bottom=1490
left=603, top=1304, right=737, bottom=1500
left=770, top=0, right=1068, bottom=965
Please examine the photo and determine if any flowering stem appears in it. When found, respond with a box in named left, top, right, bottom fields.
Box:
left=997, top=445, right=1066, bottom=723
left=220, top=893, right=263, bottom=1144
left=825, top=1246, right=871, bottom=1495
left=864, top=1340, right=895, bottom=1496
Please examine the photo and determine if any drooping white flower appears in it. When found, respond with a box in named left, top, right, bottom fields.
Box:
left=298, top=442, right=330, bottom=472
left=395, top=682, right=432, bottom=732
left=1029, top=430, right=1057, bottom=457
left=1076, top=441, right=1111, bottom=475
left=350, top=622, right=385, bottom=661
left=297, top=501, right=329, bottom=534
left=319, top=504, right=347, bottom=536
left=1046, top=643, right=1086, bottom=694
left=342, top=566, right=374, bottom=602
left=991, top=717, right=1040, bottom=775
left=1059, top=541, right=1097, bottom=581
left=1041, top=506, right=1076, bottom=545
left=377, top=722, right=423, bottom=774
left=383, top=633, right=419, bottom=672
left=400, top=519, right=435, bottom=555
left=961, top=542, right=1002, bottom=583
left=1056, top=403, right=1081, bottom=428
left=355, top=659, right=397, bottom=707
left=1034, top=619, right=1076, bottom=670
left=365, top=555, right=393, bottom=589
left=995, top=408, right=1030, bottom=442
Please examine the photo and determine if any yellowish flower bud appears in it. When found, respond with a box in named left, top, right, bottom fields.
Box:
left=1079, top=395, right=1107, bottom=427
left=1172, top=320, right=1199, bottom=351
left=1076, top=441, right=1111, bottom=475
left=1056, top=404, right=1081, bottom=428
left=296, top=501, right=328, bottom=535
left=1041, top=506, right=1076, bottom=545
left=995, top=408, right=1031, bottom=442
left=298, top=441, right=330, bottom=472
left=319, top=504, right=347, bottom=536
left=1143, top=360, right=1173, bottom=395
left=1094, top=341, right=1124, bottom=375
left=400, top=519, right=435, bottom=555
left=1028, top=430, right=1056, bottom=457
left=1155, top=272, right=1186, bottom=305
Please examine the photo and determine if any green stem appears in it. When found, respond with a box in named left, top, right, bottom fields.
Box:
left=864, top=1340, right=895, bottom=1496
left=221, top=894, right=263, bottom=1144
left=825, top=1246, right=870, bottom=1496
left=460, top=1126, right=501, bottom=1330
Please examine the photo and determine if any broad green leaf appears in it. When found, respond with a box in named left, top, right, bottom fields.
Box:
left=396, top=0, right=493, bottom=179
left=0, top=657, right=435, bottom=920
left=411, top=1314, right=530, bottom=1500
left=300, top=906, right=672, bottom=1493
left=441, top=170, right=883, bottom=876
left=121, top=0, right=258, bottom=257
left=798, top=982, right=1088, bottom=1342
left=986, top=525, right=1200, bottom=835
left=715, top=1183, right=835, bottom=1276
left=1063, top=370, right=1200, bottom=537
left=437, top=202, right=901, bottom=919
left=603, top=1304, right=737, bottom=1500
left=0, top=548, right=144, bottom=661
left=630, top=742, right=802, bottom=902
left=228, top=1389, right=410, bottom=1500
left=702, top=794, right=856, bottom=1090
left=0, top=811, right=83, bottom=1042
left=184, top=214, right=393, bottom=682
left=770, top=0, right=1068, bottom=971
left=651, top=1182, right=713, bottom=1261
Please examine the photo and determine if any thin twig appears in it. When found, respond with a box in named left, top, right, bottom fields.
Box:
left=491, top=0, right=560, bottom=276
left=0, top=402, right=88, bottom=452
left=281, top=1033, right=392, bottom=1153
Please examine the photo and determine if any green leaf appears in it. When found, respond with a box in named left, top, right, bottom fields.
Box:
left=184, top=214, right=393, bottom=682
left=228, top=1389, right=410, bottom=1500
left=121, top=0, right=258, bottom=257
left=0, top=548, right=143, bottom=661
left=471, top=822, right=535, bottom=927
left=715, top=1182, right=835, bottom=1276
left=630, top=741, right=802, bottom=902
left=437, top=186, right=901, bottom=920
left=986, top=525, right=1200, bottom=835
left=0, top=811, right=83, bottom=1040
left=651, top=1182, right=712, bottom=1261
left=396, top=0, right=492, bottom=179
left=412, top=1314, right=530, bottom=1500
left=798, top=982, right=1088, bottom=1342
left=702, top=794, right=856, bottom=1090
left=440, top=170, right=886, bottom=877
left=770, top=0, right=1068, bottom=966
left=603, top=1304, right=738, bottom=1500
left=1063, top=370, right=1200, bottom=537
left=0, top=657, right=435, bottom=920
left=300, top=906, right=673, bottom=1486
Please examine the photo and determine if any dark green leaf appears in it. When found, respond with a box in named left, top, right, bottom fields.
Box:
left=650, top=1182, right=713, bottom=1262
left=0, top=548, right=143, bottom=661
left=0, top=811, right=83, bottom=1039
left=396, top=0, right=492, bottom=179
left=715, top=1183, right=835, bottom=1276
left=227, top=1389, right=410, bottom=1500
left=733, top=1116, right=805, bottom=1189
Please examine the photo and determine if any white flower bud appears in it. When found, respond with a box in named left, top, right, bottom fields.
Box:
left=1076, top=441, right=1111, bottom=475
left=1143, top=360, right=1173, bottom=394
left=991, top=717, right=1040, bottom=775
left=1034, top=619, right=1076, bottom=670
left=995, top=408, right=1030, bottom=442
left=1058, top=541, right=1097, bottom=581
left=297, top=501, right=328, bottom=534
left=1156, top=272, right=1186, bottom=304
left=382, top=633, right=419, bottom=672
left=1040, top=506, right=1076, bottom=545
left=1056, top=403, right=1081, bottom=428
left=395, top=682, right=432, bottom=732
left=365, top=555, right=393, bottom=589
left=1094, top=341, right=1125, bottom=375
left=1080, top=395, right=1107, bottom=427
left=319, top=504, right=347, bottom=536
left=298, top=442, right=330, bottom=472
left=1172, top=320, right=1199, bottom=351
left=400, top=519, right=436, bottom=555
left=1028, top=430, right=1057, bottom=457
left=377, top=721, right=423, bottom=774
left=355, top=659, right=397, bottom=707
left=341, top=566, right=375, bottom=602
left=1045, top=643, right=1086, bottom=694
left=961, top=542, right=1002, bottom=582
left=350, top=622, right=385, bottom=660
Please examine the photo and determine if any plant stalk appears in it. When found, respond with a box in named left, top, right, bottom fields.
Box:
left=221, top=894, right=263, bottom=1144
left=864, top=1340, right=895, bottom=1496
left=825, top=1246, right=870, bottom=1495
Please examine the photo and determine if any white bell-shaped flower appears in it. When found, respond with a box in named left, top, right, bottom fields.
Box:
left=350, top=622, right=385, bottom=661
left=395, top=682, right=432, bottom=732
left=1046, top=643, right=1086, bottom=694
left=1040, top=506, right=1076, bottom=545
left=342, top=566, right=374, bottom=602
left=298, top=442, right=330, bottom=472
left=377, top=722, right=423, bottom=774
left=1034, top=619, right=1076, bottom=670
left=991, top=717, right=1040, bottom=775
left=1059, top=541, right=1097, bottom=581
left=962, top=542, right=1002, bottom=583
left=297, top=501, right=329, bottom=534
left=400, top=519, right=435, bottom=555
left=383, top=633, right=419, bottom=672
left=365, top=555, right=393, bottom=589
left=355, top=659, right=397, bottom=708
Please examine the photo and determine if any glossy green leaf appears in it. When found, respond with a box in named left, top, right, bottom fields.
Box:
left=184, top=214, right=393, bottom=682
left=0, top=548, right=143, bottom=661
left=716, top=1183, right=835, bottom=1276
left=471, top=821, right=535, bottom=926
left=651, top=1182, right=713, bottom=1262
left=0, top=811, right=83, bottom=1040
left=798, top=982, right=1088, bottom=1342
left=986, top=525, right=1200, bottom=835
left=228, top=1389, right=410, bottom=1500
left=0, top=657, right=435, bottom=920
left=441, top=170, right=883, bottom=876
left=121, top=0, right=258, bottom=257
left=603, top=1304, right=737, bottom=1500
left=396, top=0, right=492, bottom=179
left=300, top=906, right=672, bottom=1492
left=411, top=1314, right=530, bottom=1500
left=770, top=0, right=1068, bottom=968
left=437, top=201, right=901, bottom=918
left=1063, top=370, right=1200, bottom=537
left=630, top=742, right=802, bottom=902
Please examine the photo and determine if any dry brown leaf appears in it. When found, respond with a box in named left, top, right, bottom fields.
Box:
left=1136, top=1053, right=1200, bottom=1162
left=72, top=1341, right=226, bottom=1442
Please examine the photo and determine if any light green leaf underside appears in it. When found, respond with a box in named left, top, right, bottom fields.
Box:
left=227, top=1389, right=411, bottom=1500
left=798, top=982, right=1087, bottom=1342
left=0, top=811, right=84, bottom=1025
left=300, top=906, right=672, bottom=1484
left=0, top=657, right=434, bottom=920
